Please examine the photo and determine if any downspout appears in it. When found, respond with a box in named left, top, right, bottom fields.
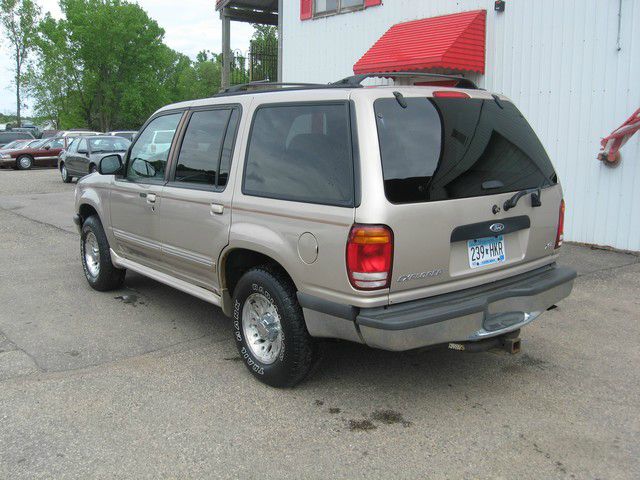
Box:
left=277, top=0, right=283, bottom=82
left=616, top=0, right=623, bottom=51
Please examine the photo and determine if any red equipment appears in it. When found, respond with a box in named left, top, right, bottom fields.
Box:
left=598, top=108, right=640, bottom=166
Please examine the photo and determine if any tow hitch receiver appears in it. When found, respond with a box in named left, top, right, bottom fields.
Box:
left=448, top=330, right=521, bottom=354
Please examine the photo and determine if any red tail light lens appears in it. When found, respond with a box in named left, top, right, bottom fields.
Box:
left=432, top=91, right=470, bottom=99
left=555, top=199, right=565, bottom=249
left=346, top=224, right=393, bottom=290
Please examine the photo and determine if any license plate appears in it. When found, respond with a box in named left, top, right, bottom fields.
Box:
left=468, top=235, right=506, bottom=268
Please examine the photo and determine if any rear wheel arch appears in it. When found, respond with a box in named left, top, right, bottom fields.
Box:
left=221, top=248, right=298, bottom=314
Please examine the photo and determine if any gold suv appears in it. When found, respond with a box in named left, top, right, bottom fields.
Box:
left=73, top=74, right=576, bottom=387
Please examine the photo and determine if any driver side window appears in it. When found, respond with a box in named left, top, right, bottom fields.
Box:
left=126, top=113, right=182, bottom=182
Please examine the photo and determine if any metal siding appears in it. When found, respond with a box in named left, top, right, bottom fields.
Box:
left=282, top=0, right=640, bottom=251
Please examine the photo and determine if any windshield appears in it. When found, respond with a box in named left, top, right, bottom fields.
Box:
left=374, top=96, right=557, bottom=204
left=89, top=137, right=130, bottom=152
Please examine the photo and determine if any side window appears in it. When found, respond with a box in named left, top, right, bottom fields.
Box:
left=50, top=138, right=64, bottom=149
left=127, top=113, right=182, bottom=182
left=77, top=138, right=88, bottom=153
left=243, top=103, right=354, bottom=207
left=174, top=109, right=235, bottom=187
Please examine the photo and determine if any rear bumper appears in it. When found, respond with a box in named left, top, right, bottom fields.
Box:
left=299, top=264, right=576, bottom=351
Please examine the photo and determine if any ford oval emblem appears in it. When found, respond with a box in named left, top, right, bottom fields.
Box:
left=490, top=223, right=505, bottom=233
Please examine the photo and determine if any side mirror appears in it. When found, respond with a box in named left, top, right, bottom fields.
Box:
left=99, top=154, right=123, bottom=175
left=44, top=145, right=51, bottom=150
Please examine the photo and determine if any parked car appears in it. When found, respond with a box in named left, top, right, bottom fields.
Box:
left=59, top=135, right=130, bottom=182
left=105, top=130, right=137, bottom=142
left=73, top=74, right=576, bottom=387
left=60, top=130, right=102, bottom=138
left=11, top=126, right=42, bottom=138
left=0, top=137, right=71, bottom=170
left=0, top=131, right=34, bottom=148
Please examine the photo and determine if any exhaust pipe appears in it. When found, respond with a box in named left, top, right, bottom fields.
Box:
left=448, top=330, right=521, bottom=354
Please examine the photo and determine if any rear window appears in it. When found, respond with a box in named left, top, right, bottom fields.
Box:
left=243, top=103, right=354, bottom=207
left=374, top=96, right=557, bottom=204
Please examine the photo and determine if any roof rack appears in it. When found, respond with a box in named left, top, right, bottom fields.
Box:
left=217, top=81, right=332, bottom=96
left=332, top=72, right=479, bottom=90
left=212, top=72, right=478, bottom=98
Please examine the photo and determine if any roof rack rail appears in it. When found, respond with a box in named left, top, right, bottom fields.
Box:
left=218, top=81, right=328, bottom=95
left=332, top=72, right=478, bottom=90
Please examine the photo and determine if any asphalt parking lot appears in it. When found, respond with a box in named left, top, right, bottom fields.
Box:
left=0, top=168, right=639, bottom=479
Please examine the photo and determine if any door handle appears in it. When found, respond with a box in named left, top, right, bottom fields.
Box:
left=210, top=203, right=224, bottom=215
left=146, top=193, right=157, bottom=204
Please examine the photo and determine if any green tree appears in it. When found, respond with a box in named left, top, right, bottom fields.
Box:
left=31, top=0, right=181, bottom=130
left=0, top=0, right=41, bottom=127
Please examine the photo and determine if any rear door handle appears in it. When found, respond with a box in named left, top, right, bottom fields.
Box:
left=210, top=203, right=224, bottom=215
left=146, top=193, right=157, bottom=204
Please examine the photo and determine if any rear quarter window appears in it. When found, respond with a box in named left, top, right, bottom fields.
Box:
left=243, top=103, right=355, bottom=207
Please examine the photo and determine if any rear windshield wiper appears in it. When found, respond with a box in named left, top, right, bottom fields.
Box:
left=504, top=187, right=542, bottom=211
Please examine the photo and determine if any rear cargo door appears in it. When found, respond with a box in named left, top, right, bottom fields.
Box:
left=373, top=94, right=563, bottom=297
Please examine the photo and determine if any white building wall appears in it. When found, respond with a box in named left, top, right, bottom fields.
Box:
left=282, top=0, right=640, bottom=251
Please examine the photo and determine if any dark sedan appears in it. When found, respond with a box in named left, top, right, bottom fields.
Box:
left=0, top=131, right=35, bottom=148
left=0, top=137, right=72, bottom=170
left=59, top=136, right=130, bottom=183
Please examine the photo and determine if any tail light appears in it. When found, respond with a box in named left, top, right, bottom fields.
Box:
left=346, top=224, right=393, bottom=290
left=555, top=199, right=565, bottom=249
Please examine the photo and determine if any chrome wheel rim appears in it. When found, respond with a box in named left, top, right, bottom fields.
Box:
left=242, top=293, right=283, bottom=364
left=61, top=165, right=67, bottom=179
left=19, top=157, right=31, bottom=169
left=83, top=232, right=100, bottom=277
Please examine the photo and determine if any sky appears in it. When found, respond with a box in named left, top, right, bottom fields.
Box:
left=0, top=0, right=254, bottom=115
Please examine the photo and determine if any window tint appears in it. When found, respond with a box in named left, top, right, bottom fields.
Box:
left=127, top=113, right=182, bottom=182
left=174, top=109, right=231, bottom=186
left=374, top=97, right=557, bottom=203
left=244, top=103, right=354, bottom=207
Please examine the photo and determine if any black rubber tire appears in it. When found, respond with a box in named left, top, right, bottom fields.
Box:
left=60, top=163, right=73, bottom=183
left=16, top=155, right=33, bottom=170
left=81, top=215, right=126, bottom=291
left=232, top=266, right=317, bottom=388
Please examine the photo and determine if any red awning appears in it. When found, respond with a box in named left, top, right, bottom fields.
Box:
left=353, top=10, right=486, bottom=75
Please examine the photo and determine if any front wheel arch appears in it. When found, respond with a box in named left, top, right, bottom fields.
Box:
left=78, top=203, right=99, bottom=226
